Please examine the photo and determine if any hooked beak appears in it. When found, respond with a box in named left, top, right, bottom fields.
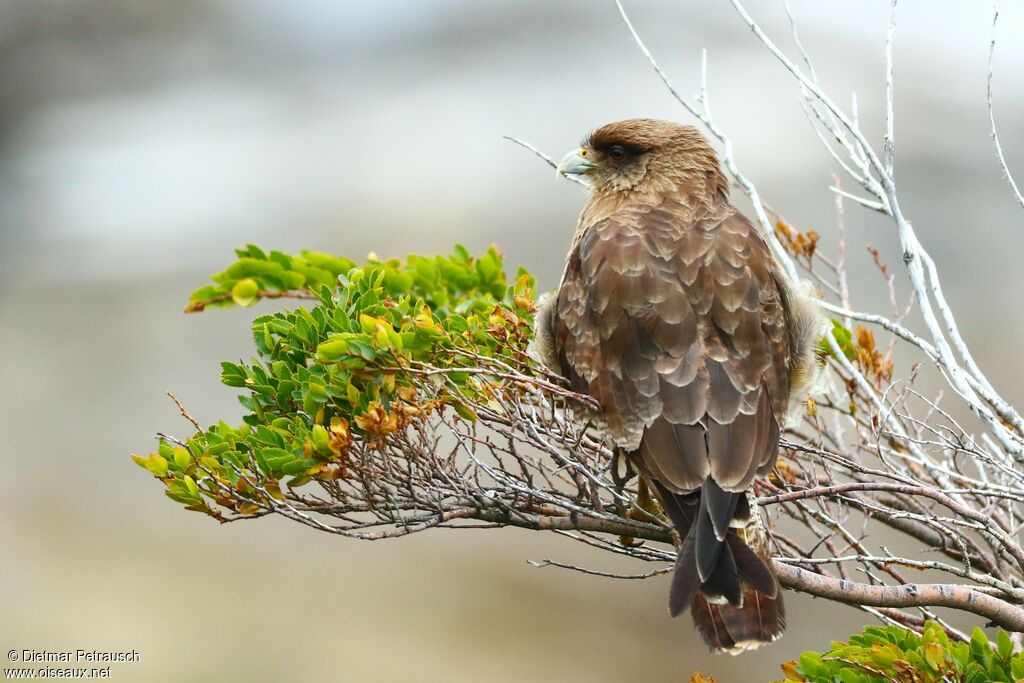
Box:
left=556, top=148, right=597, bottom=177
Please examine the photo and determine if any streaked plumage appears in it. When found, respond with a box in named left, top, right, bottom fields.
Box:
left=532, top=119, right=825, bottom=653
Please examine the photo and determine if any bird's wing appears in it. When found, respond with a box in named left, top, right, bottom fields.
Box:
left=553, top=198, right=790, bottom=493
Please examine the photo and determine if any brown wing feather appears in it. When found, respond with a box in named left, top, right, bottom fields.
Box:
left=553, top=197, right=790, bottom=494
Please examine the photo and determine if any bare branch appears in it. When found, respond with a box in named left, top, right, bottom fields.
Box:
left=987, top=0, right=1024, bottom=211
left=502, top=135, right=588, bottom=188
left=166, top=391, right=201, bottom=432
left=775, top=562, right=1024, bottom=632
left=727, top=0, right=1023, bottom=458
left=884, top=0, right=897, bottom=177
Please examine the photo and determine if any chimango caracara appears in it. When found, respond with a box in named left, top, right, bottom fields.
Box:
left=531, top=119, right=825, bottom=653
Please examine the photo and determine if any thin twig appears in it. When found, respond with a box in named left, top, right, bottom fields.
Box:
left=166, top=391, right=201, bottom=432
left=987, top=0, right=1024, bottom=211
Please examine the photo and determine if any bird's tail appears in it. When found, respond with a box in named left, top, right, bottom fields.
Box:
left=653, top=479, right=785, bottom=654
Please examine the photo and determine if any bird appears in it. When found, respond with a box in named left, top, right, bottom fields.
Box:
left=530, top=119, right=826, bottom=653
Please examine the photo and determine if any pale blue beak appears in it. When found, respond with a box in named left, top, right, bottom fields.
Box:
left=557, top=148, right=597, bottom=177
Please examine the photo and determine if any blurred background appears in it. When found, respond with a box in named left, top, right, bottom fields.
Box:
left=2, top=1, right=1023, bottom=680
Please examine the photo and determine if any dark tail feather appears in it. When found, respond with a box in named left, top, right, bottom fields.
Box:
left=692, top=586, right=786, bottom=654
left=699, top=538, right=742, bottom=606
left=702, top=477, right=740, bottom=541
left=695, top=478, right=740, bottom=583
left=653, top=480, right=785, bottom=652
left=668, top=525, right=700, bottom=615
left=726, top=533, right=778, bottom=598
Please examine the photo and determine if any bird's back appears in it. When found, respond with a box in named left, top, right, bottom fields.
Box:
left=551, top=194, right=790, bottom=652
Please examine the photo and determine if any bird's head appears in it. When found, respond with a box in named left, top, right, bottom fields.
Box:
left=557, top=118, right=728, bottom=201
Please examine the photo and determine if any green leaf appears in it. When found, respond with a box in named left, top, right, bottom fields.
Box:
left=166, top=478, right=201, bottom=505
left=189, top=284, right=224, bottom=305
left=317, top=336, right=350, bottom=361
left=450, top=400, right=477, bottom=423
left=797, top=651, right=822, bottom=676
left=997, top=629, right=1013, bottom=660
left=172, top=447, right=191, bottom=471
left=225, top=258, right=283, bottom=279
left=311, top=424, right=330, bottom=456
left=923, top=642, right=943, bottom=671
left=132, top=453, right=169, bottom=477
left=243, top=243, right=268, bottom=260
left=231, top=278, right=260, bottom=307
left=971, top=628, right=989, bottom=660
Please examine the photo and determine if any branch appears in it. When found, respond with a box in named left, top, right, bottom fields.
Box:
left=987, top=0, right=1024, bottom=211
left=502, top=135, right=589, bottom=188
left=775, top=562, right=1024, bottom=632
left=184, top=288, right=317, bottom=313
left=727, top=0, right=1024, bottom=458
left=883, top=0, right=897, bottom=177
left=166, top=391, right=201, bottom=432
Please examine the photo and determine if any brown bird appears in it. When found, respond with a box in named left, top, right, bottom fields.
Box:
left=531, top=119, right=825, bottom=653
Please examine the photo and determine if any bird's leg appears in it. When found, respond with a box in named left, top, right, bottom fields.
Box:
left=612, top=452, right=671, bottom=548
left=610, top=446, right=636, bottom=491
left=632, top=477, right=670, bottom=535
left=612, top=447, right=644, bottom=547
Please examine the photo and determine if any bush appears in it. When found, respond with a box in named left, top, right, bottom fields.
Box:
left=132, top=244, right=537, bottom=519
left=777, top=622, right=1024, bottom=683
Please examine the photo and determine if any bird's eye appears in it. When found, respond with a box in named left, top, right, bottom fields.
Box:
left=609, top=145, right=628, bottom=162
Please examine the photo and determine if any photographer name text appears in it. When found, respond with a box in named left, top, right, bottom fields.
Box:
left=9, top=652, right=138, bottom=664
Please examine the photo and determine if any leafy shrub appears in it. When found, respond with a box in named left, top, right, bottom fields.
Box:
left=777, top=621, right=1024, bottom=683
left=132, top=244, right=537, bottom=518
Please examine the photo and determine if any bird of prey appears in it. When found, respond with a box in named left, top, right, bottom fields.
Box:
left=531, top=119, right=825, bottom=653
